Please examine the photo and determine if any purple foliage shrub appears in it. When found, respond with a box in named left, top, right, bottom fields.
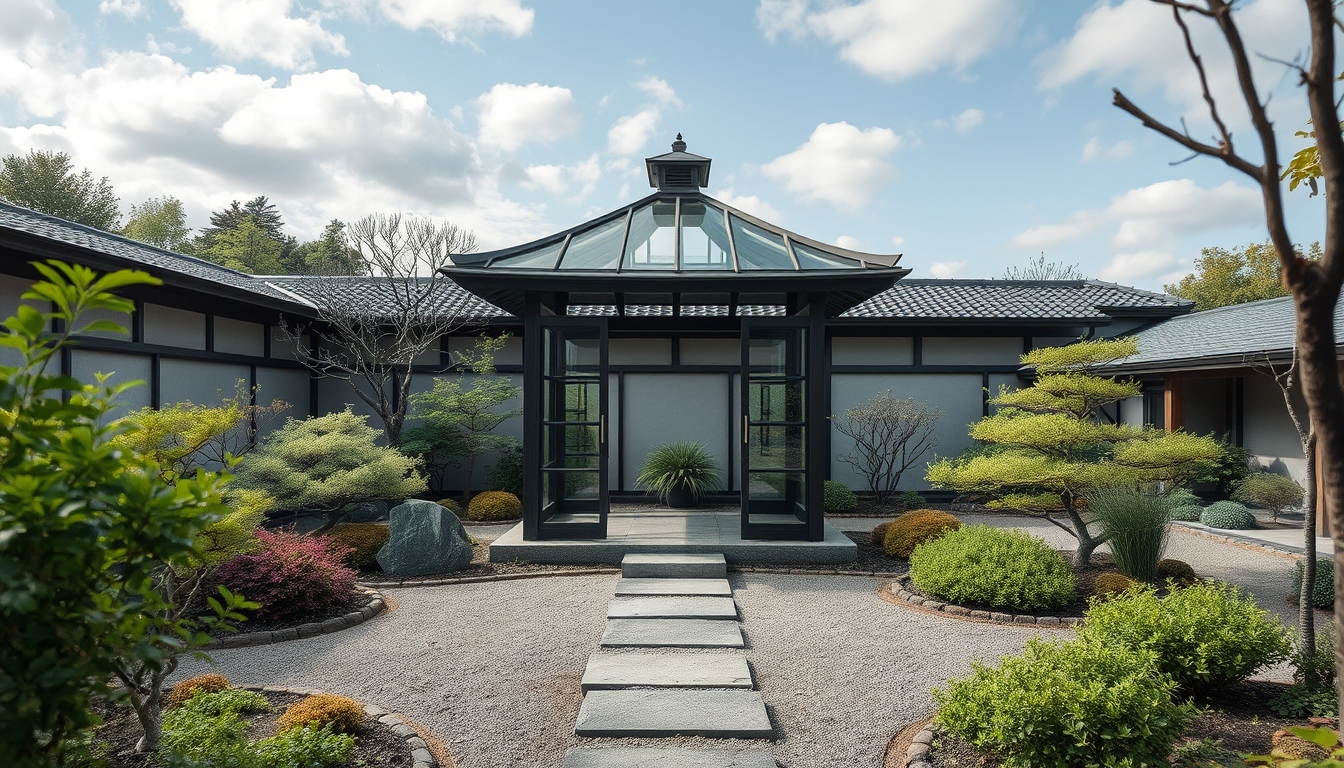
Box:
left=216, top=528, right=356, bottom=623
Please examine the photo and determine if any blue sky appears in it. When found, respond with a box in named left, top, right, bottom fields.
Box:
left=0, top=0, right=1328, bottom=289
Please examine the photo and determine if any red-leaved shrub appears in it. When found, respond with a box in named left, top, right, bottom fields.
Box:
left=215, top=528, right=356, bottom=623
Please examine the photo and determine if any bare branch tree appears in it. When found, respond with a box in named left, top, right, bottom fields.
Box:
left=279, top=213, right=478, bottom=446
left=1117, top=0, right=1344, bottom=714
left=832, top=392, right=942, bottom=503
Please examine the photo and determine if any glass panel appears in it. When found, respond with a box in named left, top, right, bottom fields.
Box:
left=558, top=470, right=600, bottom=500
left=747, top=329, right=805, bottom=376
left=491, top=240, right=564, bottom=269
left=543, top=425, right=600, bottom=467
left=559, top=217, right=625, bottom=270
left=792, top=241, right=863, bottom=270
left=747, top=472, right=806, bottom=507
left=621, top=201, right=676, bottom=269
left=748, top=426, right=805, bottom=469
left=546, top=336, right=601, bottom=377
left=749, top=380, right=804, bottom=422
left=560, top=381, right=600, bottom=420
left=679, top=201, right=732, bottom=270
left=731, top=215, right=794, bottom=270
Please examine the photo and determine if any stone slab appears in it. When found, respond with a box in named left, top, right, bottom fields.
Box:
left=574, top=689, right=773, bottom=738
left=607, top=596, right=738, bottom=620
left=615, top=578, right=732, bottom=596
left=563, top=747, right=778, bottom=768
left=581, top=651, right=752, bottom=691
left=623, top=553, right=727, bottom=579
left=601, top=618, right=744, bottom=648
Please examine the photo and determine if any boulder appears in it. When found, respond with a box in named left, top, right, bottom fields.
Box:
left=376, top=500, right=473, bottom=576
left=344, top=500, right=391, bottom=523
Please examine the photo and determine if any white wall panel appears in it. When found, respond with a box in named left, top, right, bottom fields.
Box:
left=611, top=338, right=671, bottom=366
left=680, top=338, right=738, bottom=366
left=254, top=367, right=311, bottom=436
left=621, top=373, right=731, bottom=492
left=1244, top=374, right=1307, bottom=485
left=214, top=317, right=265, bottom=357
left=921, top=336, right=1022, bottom=366
left=831, top=336, right=914, bottom=366
left=70, top=350, right=152, bottom=419
left=160, top=359, right=250, bottom=406
left=144, top=304, right=206, bottom=349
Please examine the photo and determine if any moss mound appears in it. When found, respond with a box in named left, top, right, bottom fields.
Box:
left=467, top=490, right=523, bottom=521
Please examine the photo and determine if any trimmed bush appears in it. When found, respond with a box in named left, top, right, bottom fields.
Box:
left=325, top=523, right=390, bottom=571
left=216, top=529, right=357, bottom=624
left=1079, top=581, right=1292, bottom=694
left=436, top=498, right=463, bottom=514
left=1156, top=558, right=1198, bottom=585
left=1233, top=472, right=1304, bottom=519
left=1167, top=488, right=1201, bottom=508
left=869, top=521, right=894, bottom=547
left=1294, top=559, right=1334, bottom=610
left=1169, top=504, right=1203, bottom=522
left=909, top=525, right=1076, bottom=611
left=168, top=673, right=231, bottom=709
left=277, top=694, right=364, bottom=735
left=883, top=509, right=962, bottom=559
left=1200, top=500, right=1257, bottom=530
left=934, top=636, right=1196, bottom=768
left=822, top=480, right=856, bottom=512
left=466, top=490, right=523, bottom=521
left=1087, top=487, right=1170, bottom=580
left=1091, top=571, right=1135, bottom=599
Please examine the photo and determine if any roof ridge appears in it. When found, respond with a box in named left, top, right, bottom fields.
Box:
left=1083, top=278, right=1187, bottom=303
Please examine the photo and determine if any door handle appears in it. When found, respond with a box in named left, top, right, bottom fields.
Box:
left=743, top=415, right=748, bottom=444
left=601, top=414, right=607, bottom=444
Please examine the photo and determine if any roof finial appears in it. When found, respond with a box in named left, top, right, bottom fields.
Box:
left=672, top=133, right=687, bottom=152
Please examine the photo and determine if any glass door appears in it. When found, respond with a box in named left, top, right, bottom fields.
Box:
left=741, top=318, right=809, bottom=540
left=538, top=318, right=608, bottom=538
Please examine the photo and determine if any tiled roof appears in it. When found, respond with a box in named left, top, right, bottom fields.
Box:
left=843, top=279, right=1191, bottom=321
left=261, top=276, right=505, bottom=322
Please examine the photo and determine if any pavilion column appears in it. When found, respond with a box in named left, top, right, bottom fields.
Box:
left=806, top=292, right=826, bottom=542
left=1164, top=377, right=1185, bottom=433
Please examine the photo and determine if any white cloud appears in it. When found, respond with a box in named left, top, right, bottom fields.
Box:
left=952, top=108, right=984, bottom=134
left=834, top=234, right=861, bottom=250
left=375, top=0, right=534, bottom=42
left=100, top=0, right=144, bottom=17
left=761, top=121, right=900, bottom=209
left=891, top=235, right=906, bottom=247
left=522, top=153, right=600, bottom=197
left=929, top=260, right=967, bottom=278
left=635, top=76, right=680, bottom=107
left=758, top=0, right=1019, bottom=81
left=713, top=187, right=782, bottom=222
left=475, top=82, right=580, bottom=151
left=607, top=77, right=680, bottom=156
left=1081, top=136, right=1133, bottom=162
left=1100, top=250, right=1175, bottom=281
left=171, top=0, right=348, bottom=71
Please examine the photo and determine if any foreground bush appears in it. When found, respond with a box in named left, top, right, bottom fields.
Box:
left=1200, top=500, right=1257, bottom=530
left=934, top=637, right=1195, bottom=768
left=277, top=694, right=364, bottom=735
left=883, top=509, right=962, bottom=559
left=466, top=490, right=522, bottom=521
left=1294, top=559, right=1334, bottom=610
left=1079, top=581, right=1291, bottom=694
left=1156, top=558, right=1198, bottom=586
left=326, top=524, right=390, bottom=571
left=161, top=689, right=352, bottom=768
left=1088, top=487, right=1170, bottom=580
left=217, top=529, right=356, bottom=623
left=909, top=525, right=1075, bottom=611
left=822, top=480, right=856, bottom=512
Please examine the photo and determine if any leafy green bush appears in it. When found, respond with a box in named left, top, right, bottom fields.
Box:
left=822, top=480, right=856, bottom=512
left=636, top=442, right=721, bottom=504
left=1197, top=438, right=1250, bottom=496
left=1087, top=487, right=1170, bottom=579
left=160, top=689, right=353, bottom=768
left=168, top=674, right=232, bottom=709
left=1079, top=581, right=1291, bottom=693
left=325, top=523, right=390, bottom=570
left=1270, top=685, right=1339, bottom=719
left=1294, top=559, right=1334, bottom=610
left=909, top=525, right=1075, bottom=611
left=1234, top=472, right=1304, bottom=522
left=896, top=490, right=926, bottom=510
left=1167, top=488, right=1201, bottom=508
left=1200, top=500, right=1257, bottom=529
left=1170, top=504, right=1203, bottom=522
left=934, top=636, right=1196, bottom=768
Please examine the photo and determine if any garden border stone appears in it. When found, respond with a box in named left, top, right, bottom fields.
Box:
left=356, top=565, right=907, bottom=589
left=887, top=574, right=1081, bottom=628
left=906, top=722, right=938, bottom=767
left=1171, top=522, right=1303, bottom=559
left=204, top=587, right=386, bottom=650
left=240, top=685, right=441, bottom=768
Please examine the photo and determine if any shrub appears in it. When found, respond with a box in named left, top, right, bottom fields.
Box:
left=636, top=442, right=722, bottom=504
left=168, top=674, right=231, bottom=709
left=1294, top=559, right=1334, bottom=610
left=325, top=524, right=390, bottom=571
left=1092, top=571, right=1136, bottom=599
left=909, top=525, right=1075, bottom=611
left=1167, top=488, right=1201, bottom=508
left=216, top=529, right=357, bottom=624
left=934, top=636, right=1196, bottom=768
left=486, top=443, right=524, bottom=498
left=1271, top=685, right=1339, bottom=719
left=1200, top=500, right=1257, bottom=530
left=176, top=688, right=270, bottom=718
left=883, top=509, right=962, bottom=559
left=276, top=694, right=364, bottom=735
left=1156, top=558, right=1198, bottom=585
left=253, top=723, right=355, bottom=768
left=1170, top=504, right=1203, bottom=522
left=436, top=498, right=462, bottom=514
left=1234, top=472, right=1304, bottom=522
left=1079, top=581, right=1292, bottom=694
left=466, top=490, right=522, bottom=521
left=161, top=689, right=352, bottom=768
left=1087, top=487, right=1170, bottom=580
left=1197, top=438, right=1250, bottom=496
left=896, top=490, right=926, bottom=511
left=869, top=521, right=894, bottom=547
left=822, top=480, right=856, bottom=512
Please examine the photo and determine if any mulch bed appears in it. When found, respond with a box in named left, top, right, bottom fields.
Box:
left=88, top=689, right=413, bottom=768
left=234, top=590, right=378, bottom=634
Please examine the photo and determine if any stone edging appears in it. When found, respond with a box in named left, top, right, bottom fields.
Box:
left=1171, top=522, right=1304, bottom=560
left=359, top=567, right=621, bottom=588
left=889, top=574, right=1081, bottom=628
left=205, top=587, right=386, bottom=650
left=731, top=566, right=906, bottom=577
left=906, top=721, right=938, bottom=767
left=241, top=685, right=439, bottom=768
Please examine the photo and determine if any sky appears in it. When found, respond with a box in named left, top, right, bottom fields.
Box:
left=0, top=0, right=1331, bottom=290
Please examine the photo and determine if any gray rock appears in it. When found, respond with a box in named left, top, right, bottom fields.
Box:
left=376, top=500, right=473, bottom=577
left=345, top=499, right=392, bottom=523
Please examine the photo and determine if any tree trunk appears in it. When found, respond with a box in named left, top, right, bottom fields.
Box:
left=134, top=705, right=161, bottom=754
left=462, top=452, right=477, bottom=505
left=1062, top=499, right=1103, bottom=566
left=1301, top=432, right=1318, bottom=653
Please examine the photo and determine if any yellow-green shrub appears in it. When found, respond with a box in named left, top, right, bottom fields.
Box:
left=910, top=525, right=1076, bottom=611
left=437, top=498, right=463, bottom=514
left=466, top=491, right=522, bottom=521
left=883, top=509, right=962, bottom=559
left=277, top=694, right=364, bottom=735
left=869, top=521, right=894, bottom=547
left=168, top=674, right=231, bottom=709
left=326, top=524, right=390, bottom=571
left=1092, top=571, right=1135, bottom=599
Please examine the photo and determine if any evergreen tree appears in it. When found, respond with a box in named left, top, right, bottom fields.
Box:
left=207, top=217, right=283, bottom=274
left=0, top=150, right=121, bottom=230
left=291, top=219, right=365, bottom=275
left=122, top=196, right=190, bottom=251
left=191, top=196, right=296, bottom=270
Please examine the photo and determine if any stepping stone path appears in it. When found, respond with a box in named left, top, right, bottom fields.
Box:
left=566, top=553, right=777, bottom=767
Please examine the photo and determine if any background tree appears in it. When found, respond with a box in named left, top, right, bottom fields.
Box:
left=1165, top=240, right=1322, bottom=310
left=122, top=196, right=191, bottom=251
left=278, top=212, right=478, bottom=446
left=292, top=219, right=365, bottom=275
left=832, top=391, right=942, bottom=503
left=190, top=196, right=298, bottom=270
left=0, top=149, right=121, bottom=230
left=405, top=335, right=522, bottom=502
left=207, top=217, right=284, bottom=274
left=927, top=338, right=1222, bottom=565
left=1002, top=253, right=1085, bottom=280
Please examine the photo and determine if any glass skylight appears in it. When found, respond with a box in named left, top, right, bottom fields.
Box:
left=679, top=200, right=732, bottom=270
left=731, top=215, right=794, bottom=270
left=558, top=216, right=625, bottom=270
left=622, top=201, right=676, bottom=269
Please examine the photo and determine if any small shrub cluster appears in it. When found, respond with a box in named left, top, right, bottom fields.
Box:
left=436, top=498, right=463, bottom=514
left=161, top=688, right=353, bottom=768
left=1091, top=571, right=1135, bottom=599
left=325, top=524, right=390, bottom=571
left=277, top=694, right=365, bottom=735
left=869, top=521, right=893, bottom=547
left=895, top=490, right=926, bottom=510
left=216, top=529, right=357, bottom=624
left=168, top=673, right=231, bottom=709
left=1294, top=559, right=1335, bottom=610
left=466, top=490, right=522, bottom=521
left=1233, top=472, right=1304, bottom=521
left=1199, top=500, right=1257, bottom=530
left=1169, top=504, right=1203, bottom=522
left=822, top=480, right=856, bottom=512
left=1271, top=685, right=1339, bottom=719
left=909, top=525, right=1075, bottom=611
left=486, top=444, right=524, bottom=498
left=1167, top=488, right=1201, bottom=507
left=883, top=509, right=962, bottom=559
left=1156, top=558, right=1198, bottom=586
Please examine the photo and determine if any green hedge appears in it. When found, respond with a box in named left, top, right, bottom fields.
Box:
left=822, top=480, right=856, bottom=512
left=1199, top=500, right=1257, bottom=530
left=909, top=525, right=1075, bottom=611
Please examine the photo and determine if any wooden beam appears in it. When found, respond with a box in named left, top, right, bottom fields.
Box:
left=1164, top=377, right=1185, bottom=432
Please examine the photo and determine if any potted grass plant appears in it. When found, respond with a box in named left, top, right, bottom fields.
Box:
left=637, top=441, right=722, bottom=508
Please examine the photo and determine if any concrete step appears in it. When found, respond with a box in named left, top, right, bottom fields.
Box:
left=615, top=578, right=732, bottom=597
left=607, top=596, right=738, bottom=620
left=622, top=553, right=727, bottom=579
left=575, top=689, right=773, bottom=738
left=562, top=747, right=778, bottom=768
left=601, top=618, right=744, bottom=648
left=581, top=651, right=753, bottom=691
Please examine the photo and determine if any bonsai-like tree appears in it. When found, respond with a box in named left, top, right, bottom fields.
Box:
left=236, top=408, right=426, bottom=533
left=832, top=392, right=942, bottom=503
left=1234, top=472, right=1305, bottom=524
left=927, top=338, right=1222, bottom=565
